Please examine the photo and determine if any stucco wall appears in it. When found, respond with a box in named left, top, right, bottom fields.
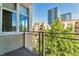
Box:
left=25, top=32, right=32, bottom=50
left=0, top=34, right=23, bottom=55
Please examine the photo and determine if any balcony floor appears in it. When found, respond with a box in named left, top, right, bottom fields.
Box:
left=2, top=48, right=38, bottom=56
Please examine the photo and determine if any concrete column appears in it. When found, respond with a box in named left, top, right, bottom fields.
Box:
left=25, top=32, right=32, bottom=50
left=0, top=3, right=2, bottom=32
left=16, top=3, right=19, bottom=32
left=29, top=4, right=32, bottom=32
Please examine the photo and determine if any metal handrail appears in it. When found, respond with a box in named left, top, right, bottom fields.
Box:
left=31, top=31, right=79, bottom=35
left=32, top=31, right=79, bottom=56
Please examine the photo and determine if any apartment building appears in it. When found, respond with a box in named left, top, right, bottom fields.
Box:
left=62, top=20, right=79, bottom=33
left=33, top=22, right=50, bottom=32
left=0, top=3, right=32, bottom=55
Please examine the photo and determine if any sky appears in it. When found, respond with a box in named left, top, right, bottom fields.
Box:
left=32, top=3, right=79, bottom=25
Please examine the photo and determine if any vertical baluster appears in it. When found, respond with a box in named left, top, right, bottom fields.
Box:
left=42, top=32, right=45, bottom=56
left=23, top=32, right=25, bottom=48
left=39, top=32, right=40, bottom=55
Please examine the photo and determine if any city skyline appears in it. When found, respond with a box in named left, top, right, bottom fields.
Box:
left=32, top=3, right=79, bottom=24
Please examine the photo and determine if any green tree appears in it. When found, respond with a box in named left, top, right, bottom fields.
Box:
left=45, top=18, right=79, bottom=56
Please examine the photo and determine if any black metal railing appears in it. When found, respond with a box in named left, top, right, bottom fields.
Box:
left=32, top=31, right=79, bottom=56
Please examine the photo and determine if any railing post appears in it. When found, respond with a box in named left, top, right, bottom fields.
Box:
left=39, top=32, right=40, bottom=55
left=42, top=32, right=45, bottom=56
left=23, top=32, right=25, bottom=48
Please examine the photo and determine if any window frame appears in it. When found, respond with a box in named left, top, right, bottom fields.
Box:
left=0, top=3, right=30, bottom=35
left=2, top=3, right=17, bottom=32
left=2, top=3, right=17, bottom=11
left=2, top=9, right=17, bottom=32
left=19, top=5, right=29, bottom=32
left=19, top=5, right=29, bottom=16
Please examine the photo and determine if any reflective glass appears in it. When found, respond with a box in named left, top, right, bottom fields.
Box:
left=19, top=14, right=29, bottom=32
left=3, top=3, right=16, bottom=10
left=2, top=10, right=16, bottom=32
left=19, top=6, right=29, bottom=15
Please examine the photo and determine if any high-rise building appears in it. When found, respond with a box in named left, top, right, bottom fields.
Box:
left=48, top=7, right=58, bottom=25
left=61, top=12, right=71, bottom=20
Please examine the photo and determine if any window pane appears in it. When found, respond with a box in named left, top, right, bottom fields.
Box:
left=12, top=12, right=17, bottom=31
left=19, top=14, right=29, bottom=32
left=3, top=3, right=16, bottom=10
left=19, top=6, right=29, bottom=15
left=2, top=10, right=16, bottom=32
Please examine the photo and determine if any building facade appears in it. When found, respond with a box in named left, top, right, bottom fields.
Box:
left=48, top=7, right=58, bottom=25
left=0, top=3, right=32, bottom=55
left=61, top=12, right=71, bottom=20
left=62, top=20, right=79, bottom=33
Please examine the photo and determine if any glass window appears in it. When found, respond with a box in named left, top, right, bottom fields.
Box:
left=19, top=6, right=29, bottom=15
left=2, top=10, right=16, bottom=32
left=19, top=14, right=29, bottom=32
left=3, top=3, right=16, bottom=10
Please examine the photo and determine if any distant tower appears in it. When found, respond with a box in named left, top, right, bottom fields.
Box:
left=61, top=12, right=72, bottom=20
left=48, top=7, right=58, bottom=25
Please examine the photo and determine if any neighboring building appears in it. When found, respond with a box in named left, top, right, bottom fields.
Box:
left=32, top=22, right=50, bottom=48
left=33, top=23, right=40, bottom=31
left=0, top=3, right=32, bottom=55
left=44, top=23, right=51, bottom=29
left=61, top=20, right=79, bottom=33
left=61, top=12, right=72, bottom=20
left=48, top=7, right=58, bottom=25
left=33, top=22, right=50, bottom=32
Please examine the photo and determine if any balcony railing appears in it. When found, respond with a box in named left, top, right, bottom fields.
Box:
left=32, top=31, right=79, bottom=56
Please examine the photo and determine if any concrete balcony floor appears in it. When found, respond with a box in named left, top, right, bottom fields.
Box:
left=2, top=48, right=37, bottom=56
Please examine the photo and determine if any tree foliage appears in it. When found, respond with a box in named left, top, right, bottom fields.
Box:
left=45, top=18, right=79, bottom=56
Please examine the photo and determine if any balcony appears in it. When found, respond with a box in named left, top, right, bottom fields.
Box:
left=0, top=31, right=79, bottom=56
left=0, top=32, right=38, bottom=56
